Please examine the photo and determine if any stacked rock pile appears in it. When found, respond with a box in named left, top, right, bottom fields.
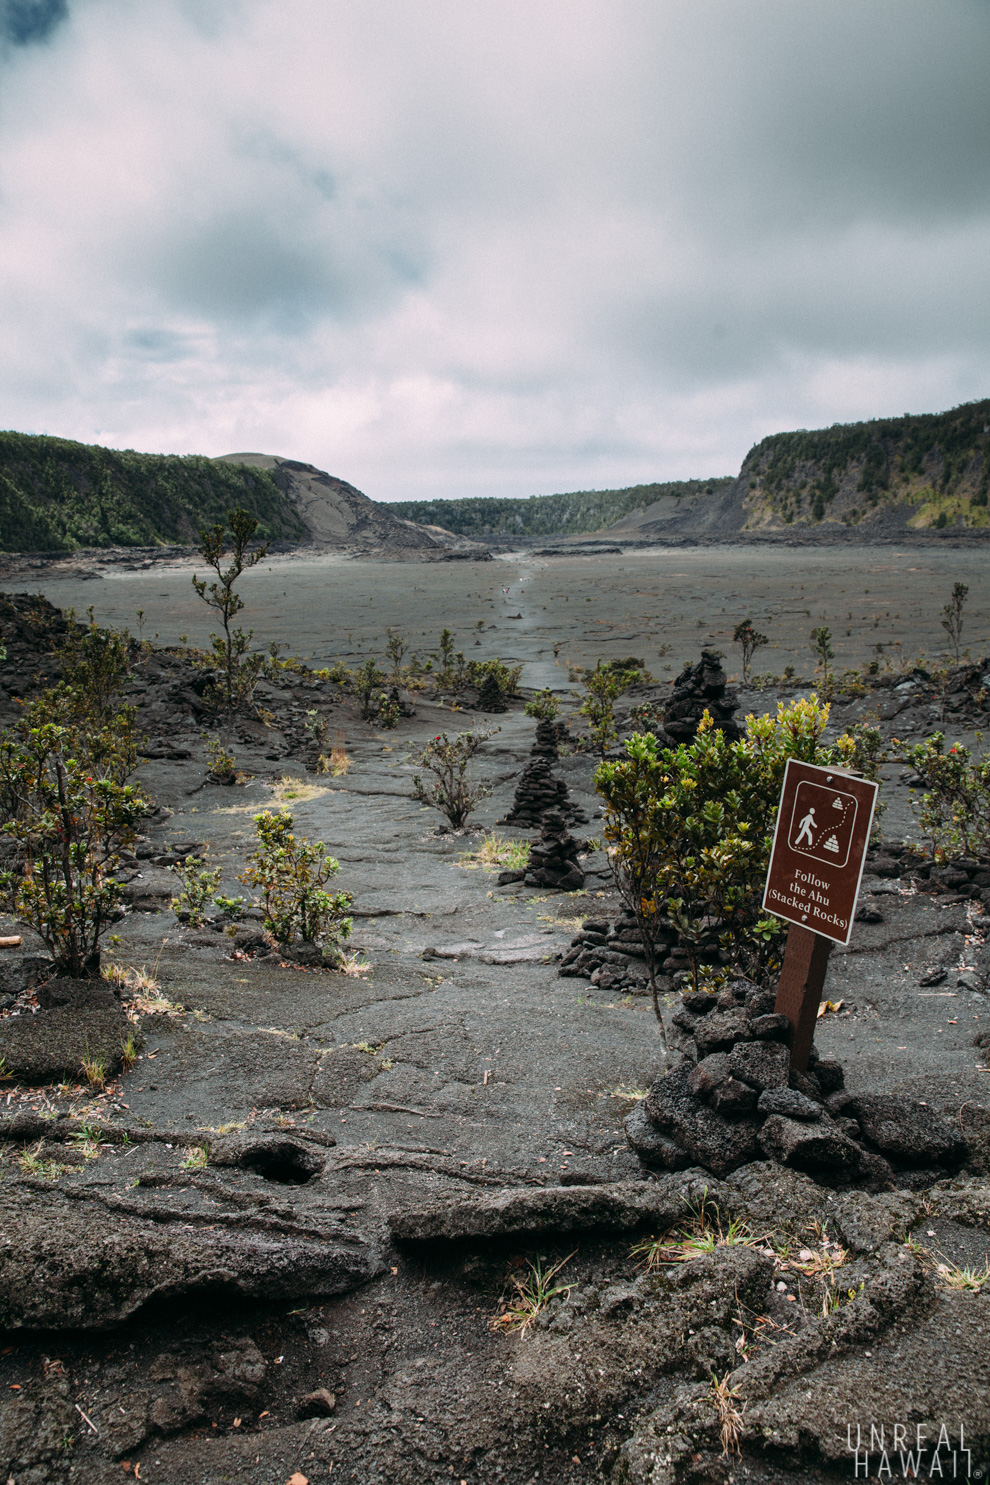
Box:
left=501, top=719, right=587, bottom=829
left=475, top=673, right=509, bottom=713
left=499, top=809, right=585, bottom=891
left=560, top=910, right=671, bottom=995
left=866, top=838, right=990, bottom=907
left=625, top=979, right=969, bottom=1188
left=663, top=648, right=742, bottom=743
left=558, top=908, right=725, bottom=994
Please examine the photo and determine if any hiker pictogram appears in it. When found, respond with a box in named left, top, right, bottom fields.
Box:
left=787, top=780, right=858, bottom=869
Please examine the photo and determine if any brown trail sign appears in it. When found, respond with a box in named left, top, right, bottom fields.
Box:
left=763, top=759, right=879, bottom=1071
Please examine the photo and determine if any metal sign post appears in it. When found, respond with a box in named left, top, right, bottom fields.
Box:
left=762, top=759, right=879, bottom=1071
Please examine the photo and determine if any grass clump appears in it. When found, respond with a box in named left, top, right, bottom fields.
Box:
left=631, top=1194, right=759, bottom=1271
left=490, top=1252, right=576, bottom=1334
left=458, top=832, right=530, bottom=872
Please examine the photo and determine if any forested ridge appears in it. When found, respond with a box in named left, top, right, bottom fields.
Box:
left=390, top=478, right=734, bottom=537
left=0, top=431, right=305, bottom=551
left=743, top=398, right=990, bottom=529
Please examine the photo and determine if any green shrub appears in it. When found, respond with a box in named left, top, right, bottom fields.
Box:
left=56, top=610, right=132, bottom=725
left=413, top=727, right=498, bottom=827
left=240, top=810, right=353, bottom=960
left=579, top=660, right=625, bottom=756
left=596, top=697, right=885, bottom=1017
left=465, top=658, right=522, bottom=701
left=0, top=697, right=150, bottom=976
left=524, top=689, right=560, bottom=721
left=355, top=658, right=387, bottom=720
left=169, top=858, right=223, bottom=927
left=898, top=732, right=990, bottom=861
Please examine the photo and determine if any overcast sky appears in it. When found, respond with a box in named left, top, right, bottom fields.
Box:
left=1, top=0, right=988, bottom=501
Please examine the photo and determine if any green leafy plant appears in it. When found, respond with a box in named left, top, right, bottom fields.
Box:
left=385, top=626, right=408, bottom=683
left=524, top=688, right=560, bottom=721
left=898, top=732, right=990, bottom=861
left=191, top=508, right=269, bottom=729
left=239, top=809, right=353, bottom=961
left=169, top=857, right=223, bottom=927
left=376, top=692, right=401, bottom=730
left=355, top=657, right=387, bottom=720
left=436, top=627, right=457, bottom=686
left=940, top=581, right=968, bottom=662
left=55, top=610, right=132, bottom=726
left=579, top=660, right=625, bottom=756
left=203, top=733, right=242, bottom=785
left=412, top=726, right=498, bottom=828
left=465, top=657, right=522, bottom=703
left=596, top=696, right=881, bottom=1017
left=733, top=618, right=769, bottom=683
left=0, top=701, right=150, bottom=978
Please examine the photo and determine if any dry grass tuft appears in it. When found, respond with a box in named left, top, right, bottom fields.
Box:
left=709, top=1372, right=745, bottom=1457
left=632, top=1193, right=760, bottom=1271
left=269, top=774, right=328, bottom=807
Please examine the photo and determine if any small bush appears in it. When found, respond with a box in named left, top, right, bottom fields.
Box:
left=898, top=732, right=990, bottom=861
left=204, top=734, right=242, bottom=785
left=239, top=810, right=353, bottom=962
left=413, top=727, right=498, bottom=828
left=596, top=696, right=885, bottom=1016
left=465, top=658, right=522, bottom=701
left=0, top=695, right=150, bottom=977
left=169, top=858, right=223, bottom=927
left=524, top=688, right=560, bottom=721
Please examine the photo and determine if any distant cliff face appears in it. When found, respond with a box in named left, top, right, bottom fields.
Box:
left=214, top=453, right=449, bottom=553
left=735, top=399, right=990, bottom=534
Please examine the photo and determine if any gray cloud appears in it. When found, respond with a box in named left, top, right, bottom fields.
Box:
left=0, top=0, right=987, bottom=497
left=0, top=0, right=68, bottom=46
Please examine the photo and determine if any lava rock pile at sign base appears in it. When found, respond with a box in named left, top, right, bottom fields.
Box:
left=625, top=978, right=969, bottom=1188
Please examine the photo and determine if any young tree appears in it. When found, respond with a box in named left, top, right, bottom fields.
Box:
left=0, top=702, right=149, bottom=978
left=355, top=657, right=387, bottom=720
left=580, top=661, right=625, bottom=756
left=940, top=581, right=968, bottom=663
left=192, top=509, right=269, bottom=731
left=385, top=627, right=408, bottom=685
left=413, top=727, right=498, bottom=827
left=809, top=626, right=835, bottom=693
left=732, top=618, right=769, bottom=683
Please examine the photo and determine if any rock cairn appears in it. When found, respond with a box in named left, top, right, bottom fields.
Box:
left=663, top=648, right=742, bottom=743
left=625, top=979, right=969, bottom=1188
left=475, top=673, right=508, bottom=713
left=559, top=909, right=669, bottom=995
left=500, top=719, right=587, bottom=829
left=501, top=809, right=584, bottom=891
left=558, top=907, right=718, bottom=995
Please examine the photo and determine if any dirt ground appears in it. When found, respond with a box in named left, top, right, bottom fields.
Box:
left=1, top=544, right=989, bottom=1485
